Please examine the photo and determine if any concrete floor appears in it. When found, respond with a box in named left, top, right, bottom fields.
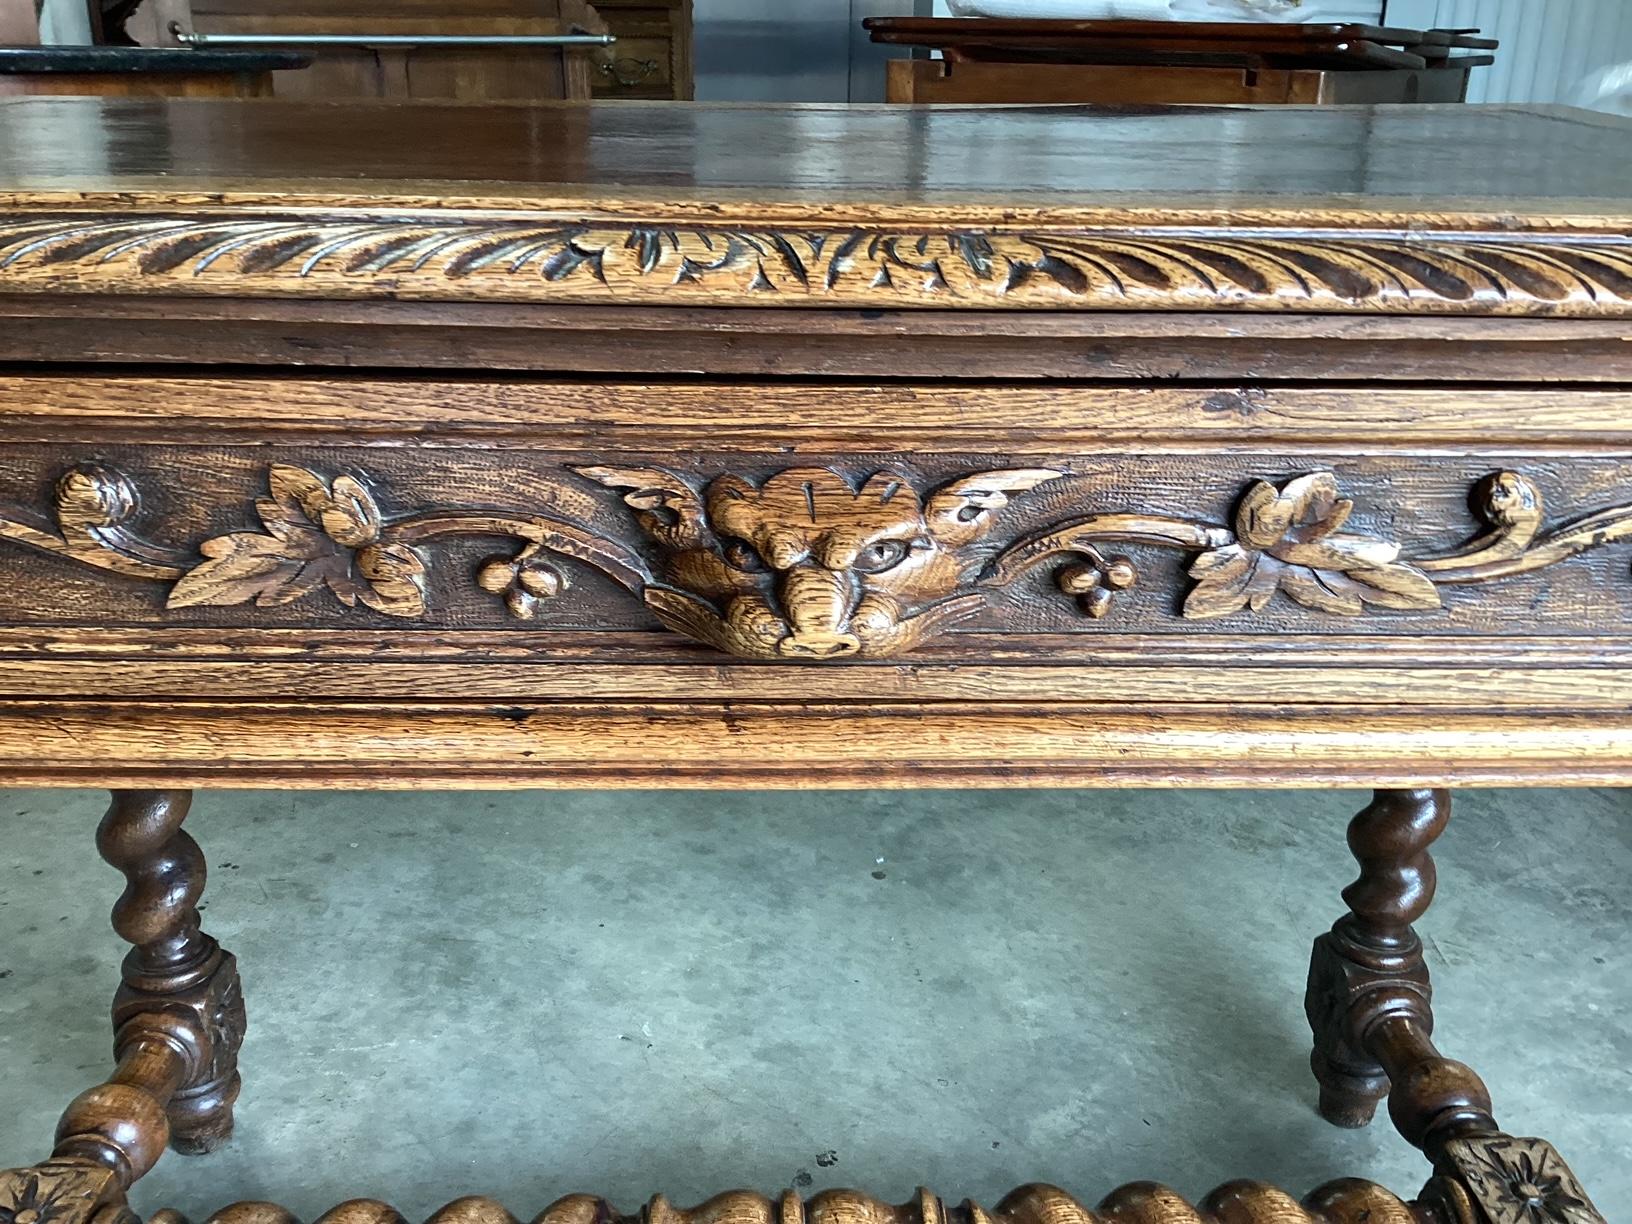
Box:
left=1, top=788, right=1627, bottom=1221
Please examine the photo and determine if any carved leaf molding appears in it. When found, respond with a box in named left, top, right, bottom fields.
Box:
left=3, top=214, right=1632, bottom=314
left=3, top=463, right=1632, bottom=659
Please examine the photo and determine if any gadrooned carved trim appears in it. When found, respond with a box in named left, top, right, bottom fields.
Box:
left=0, top=1170, right=1439, bottom=1224
left=3, top=463, right=1632, bottom=659
left=3, top=213, right=1632, bottom=314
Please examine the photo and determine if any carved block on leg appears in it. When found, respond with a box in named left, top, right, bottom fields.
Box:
left=1304, top=788, right=1448, bottom=1130
left=112, top=951, right=245, bottom=1156
left=0, top=1162, right=138, bottom=1224
left=1425, top=1136, right=1606, bottom=1224
left=1305, top=936, right=1427, bottom=1128
left=98, top=791, right=247, bottom=1157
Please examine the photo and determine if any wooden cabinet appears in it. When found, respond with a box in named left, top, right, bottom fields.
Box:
left=587, top=0, right=692, bottom=100
left=183, top=0, right=609, bottom=101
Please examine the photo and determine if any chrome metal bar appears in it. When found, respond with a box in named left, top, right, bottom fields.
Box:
left=172, top=30, right=616, bottom=49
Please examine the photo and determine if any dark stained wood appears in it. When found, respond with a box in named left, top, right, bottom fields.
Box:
left=0, top=1169, right=1439, bottom=1224
left=0, top=71, right=277, bottom=98
left=885, top=59, right=1473, bottom=106
left=2, top=299, right=1628, bottom=382
left=0, top=98, right=1627, bottom=227
left=868, top=17, right=1488, bottom=110
left=865, top=18, right=1499, bottom=54
left=1306, top=789, right=1449, bottom=1130
left=53, top=791, right=244, bottom=1179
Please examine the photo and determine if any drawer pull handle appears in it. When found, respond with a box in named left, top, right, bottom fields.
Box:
left=599, top=56, right=659, bottom=87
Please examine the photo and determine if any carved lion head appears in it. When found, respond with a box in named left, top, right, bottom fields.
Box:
left=577, top=465, right=1060, bottom=659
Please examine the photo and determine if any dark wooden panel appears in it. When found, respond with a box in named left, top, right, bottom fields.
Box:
left=2, top=441, right=1631, bottom=646
left=3, top=299, right=1629, bottom=382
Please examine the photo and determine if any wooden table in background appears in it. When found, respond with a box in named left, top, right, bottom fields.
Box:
left=868, top=18, right=1495, bottom=105
left=0, top=98, right=1622, bottom=1224
left=0, top=45, right=307, bottom=97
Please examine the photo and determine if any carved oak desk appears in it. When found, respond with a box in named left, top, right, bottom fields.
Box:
left=0, top=98, right=1624, bottom=1224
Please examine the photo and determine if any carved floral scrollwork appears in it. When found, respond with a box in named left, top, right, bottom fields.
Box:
left=5, top=461, right=1632, bottom=659
left=167, top=466, right=427, bottom=617
left=1183, top=473, right=1441, bottom=619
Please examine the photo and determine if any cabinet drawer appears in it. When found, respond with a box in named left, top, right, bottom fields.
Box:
left=2, top=375, right=1632, bottom=713
left=590, top=36, right=674, bottom=96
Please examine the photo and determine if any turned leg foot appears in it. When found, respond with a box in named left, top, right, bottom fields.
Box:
left=1305, top=787, right=1447, bottom=1130
left=167, top=1067, right=242, bottom=1155
left=1310, top=1055, right=1386, bottom=1130
left=97, top=789, right=247, bottom=1159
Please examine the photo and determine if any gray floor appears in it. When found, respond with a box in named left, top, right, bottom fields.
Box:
left=2, top=788, right=1627, bottom=1220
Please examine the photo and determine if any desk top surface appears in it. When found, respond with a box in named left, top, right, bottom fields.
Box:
left=1, top=99, right=1630, bottom=317
left=0, top=97, right=1628, bottom=227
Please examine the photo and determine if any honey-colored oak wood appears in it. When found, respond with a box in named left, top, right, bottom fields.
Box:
left=0, top=99, right=1618, bottom=1224
left=0, top=703, right=1631, bottom=789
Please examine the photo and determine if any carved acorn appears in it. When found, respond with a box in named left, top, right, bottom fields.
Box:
left=478, top=545, right=567, bottom=620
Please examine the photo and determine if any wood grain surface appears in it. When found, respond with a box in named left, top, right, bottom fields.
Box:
left=1, top=98, right=1627, bottom=225
left=3, top=301, right=1628, bottom=382
left=1, top=101, right=1630, bottom=314
left=2, top=701, right=1631, bottom=788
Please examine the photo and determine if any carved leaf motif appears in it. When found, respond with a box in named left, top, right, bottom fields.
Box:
left=573, top=466, right=708, bottom=549
left=923, top=468, right=1064, bottom=548
left=168, top=465, right=426, bottom=618
left=353, top=542, right=429, bottom=617
left=643, top=586, right=786, bottom=658
left=167, top=530, right=335, bottom=609
left=1184, top=474, right=1441, bottom=620
left=7, top=213, right=1632, bottom=316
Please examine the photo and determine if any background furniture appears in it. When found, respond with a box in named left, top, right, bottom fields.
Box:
left=0, top=44, right=306, bottom=96
left=0, top=0, right=40, bottom=44
left=587, top=0, right=692, bottom=100
left=0, top=98, right=1623, bottom=1224
left=869, top=17, right=1495, bottom=104
left=153, top=0, right=612, bottom=101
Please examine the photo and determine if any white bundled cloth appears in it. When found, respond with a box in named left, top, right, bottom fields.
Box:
left=945, top=1, right=1365, bottom=21
left=1575, top=60, right=1632, bottom=116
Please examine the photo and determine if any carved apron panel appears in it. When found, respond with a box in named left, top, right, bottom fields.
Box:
left=1, top=448, right=1630, bottom=655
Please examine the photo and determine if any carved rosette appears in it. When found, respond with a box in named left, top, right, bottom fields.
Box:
left=4, top=462, right=1632, bottom=659
left=1435, top=1136, right=1604, bottom=1224
left=0, top=1164, right=135, bottom=1224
